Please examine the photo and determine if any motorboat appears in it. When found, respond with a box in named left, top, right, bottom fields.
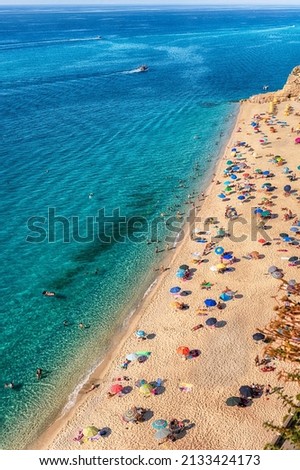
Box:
left=137, top=65, right=149, bottom=72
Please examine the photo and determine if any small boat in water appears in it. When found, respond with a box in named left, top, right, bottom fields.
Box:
left=137, top=65, right=149, bottom=72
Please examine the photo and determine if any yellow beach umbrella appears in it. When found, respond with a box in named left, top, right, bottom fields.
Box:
left=139, top=383, right=153, bottom=395
left=216, top=263, right=226, bottom=271
left=83, top=426, right=99, bottom=438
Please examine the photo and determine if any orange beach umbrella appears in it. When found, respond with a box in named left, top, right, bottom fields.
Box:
left=176, top=346, right=190, bottom=356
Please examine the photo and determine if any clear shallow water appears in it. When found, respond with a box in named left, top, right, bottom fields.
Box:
left=0, top=6, right=300, bottom=449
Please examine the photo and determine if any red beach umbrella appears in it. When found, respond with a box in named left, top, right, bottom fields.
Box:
left=258, top=238, right=266, bottom=244
left=110, top=384, right=123, bottom=394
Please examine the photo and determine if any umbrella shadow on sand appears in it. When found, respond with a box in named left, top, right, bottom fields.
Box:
left=215, top=320, right=227, bottom=328
left=146, top=333, right=156, bottom=340
left=173, top=422, right=196, bottom=441
left=99, top=427, right=112, bottom=438
left=141, top=409, right=154, bottom=422
left=121, top=386, right=133, bottom=396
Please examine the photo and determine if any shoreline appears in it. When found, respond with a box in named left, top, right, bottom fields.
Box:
left=30, top=105, right=240, bottom=450
left=33, top=66, right=300, bottom=450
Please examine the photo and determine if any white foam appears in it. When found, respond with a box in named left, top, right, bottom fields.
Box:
left=60, top=359, right=104, bottom=417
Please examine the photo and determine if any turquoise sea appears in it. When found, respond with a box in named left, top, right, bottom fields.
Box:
left=0, top=6, right=300, bottom=449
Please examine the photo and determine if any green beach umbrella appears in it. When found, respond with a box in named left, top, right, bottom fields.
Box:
left=226, top=160, right=233, bottom=165
left=224, top=186, right=232, bottom=192
left=261, top=210, right=271, bottom=217
left=255, top=169, right=262, bottom=173
left=297, top=165, right=300, bottom=171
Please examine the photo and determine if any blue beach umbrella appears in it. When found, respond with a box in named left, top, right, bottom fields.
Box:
left=220, top=292, right=232, bottom=301
left=290, top=227, right=300, bottom=233
left=152, top=419, right=168, bottom=430
left=283, top=236, right=293, bottom=242
left=224, top=181, right=231, bottom=186
left=206, top=317, right=217, bottom=326
left=204, top=299, right=217, bottom=307
left=254, top=208, right=263, bottom=214
left=222, top=253, right=233, bottom=260
left=230, top=174, right=237, bottom=180
left=170, top=286, right=181, bottom=294
left=218, top=193, right=226, bottom=199
left=136, top=330, right=146, bottom=338
left=262, top=170, right=270, bottom=176
left=284, top=184, right=291, bottom=193
left=232, top=166, right=240, bottom=172
left=238, top=195, right=245, bottom=201
left=252, top=333, right=265, bottom=341
left=214, top=246, right=224, bottom=255
left=176, top=270, right=185, bottom=278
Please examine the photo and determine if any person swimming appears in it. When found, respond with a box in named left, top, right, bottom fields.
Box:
left=42, top=291, right=55, bottom=297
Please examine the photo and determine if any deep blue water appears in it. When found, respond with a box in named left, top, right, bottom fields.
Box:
left=0, top=6, right=300, bottom=449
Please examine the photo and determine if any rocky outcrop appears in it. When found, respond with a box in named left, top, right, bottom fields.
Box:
left=247, top=65, right=300, bottom=104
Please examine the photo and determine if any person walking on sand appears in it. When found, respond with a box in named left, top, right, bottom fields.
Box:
left=255, top=355, right=260, bottom=366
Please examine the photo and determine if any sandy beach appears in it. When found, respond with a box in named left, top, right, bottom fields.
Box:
left=34, top=67, right=300, bottom=450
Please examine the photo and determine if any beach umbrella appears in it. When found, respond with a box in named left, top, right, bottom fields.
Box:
left=290, top=227, right=300, bottom=233
left=214, top=246, right=224, bottom=255
left=268, top=266, right=278, bottom=273
left=170, top=286, right=181, bottom=294
left=126, top=353, right=138, bottom=362
left=226, top=397, right=241, bottom=406
left=179, top=264, right=189, bottom=271
left=216, top=263, right=226, bottom=271
left=176, top=269, right=185, bottom=278
left=123, top=407, right=139, bottom=423
left=154, top=429, right=171, bottom=440
left=295, top=137, right=300, bottom=144
left=230, top=174, right=237, bottom=180
left=206, top=317, right=217, bottom=326
left=218, top=193, right=226, bottom=199
left=222, top=253, right=233, bottom=260
left=254, top=208, right=263, bottom=214
left=261, top=210, right=271, bottom=217
left=110, top=384, right=123, bottom=394
left=258, top=238, right=266, bottom=244
left=283, top=167, right=290, bottom=174
left=226, top=160, right=233, bottom=165
left=152, top=419, right=168, bottom=430
left=136, top=330, right=146, bottom=338
left=272, top=271, right=284, bottom=279
left=262, top=170, right=270, bottom=176
left=288, top=279, right=296, bottom=286
left=284, top=184, right=291, bottom=193
left=255, top=169, right=262, bottom=173
left=239, top=385, right=253, bottom=398
left=297, top=165, right=300, bottom=170
left=231, top=147, right=237, bottom=152
left=204, top=298, right=217, bottom=307
left=262, top=182, right=272, bottom=188
left=232, top=166, right=240, bottom=171
left=243, top=173, right=250, bottom=178
left=238, top=195, right=245, bottom=201
left=224, top=181, right=232, bottom=186
left=220, top=292, right=232, bottom=301
left=252, top=333, right=265, bottom=341
left=139, top=383, right=154, bottom=395
left=224, top=186, right=232, bottom=192
left=176, top=346, right=190, bottom=356
left=83, top=426, right=99, bottom=438
left=289, top=256, right=298, bottom=262
left=279, top=233, right=289, bottom=238
left=283, top=236, right=293, bottom=242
